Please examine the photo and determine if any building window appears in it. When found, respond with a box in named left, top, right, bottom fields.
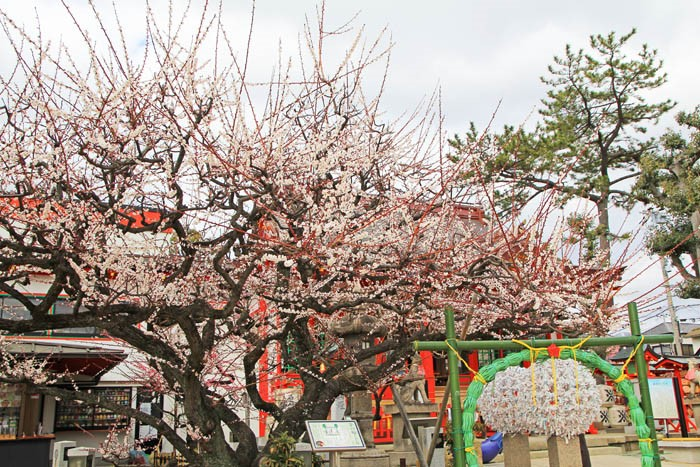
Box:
left=54, top=387, right=131, bottom=431
left=51, top=299, right=98, bottom=337
left=682, top=343, right=694, bottom=356
left=659, top=343, right=695, bottom=356
left=476, top=349, right=514, bottom=368
left=0, top=296, right=45, bottom=335
left=0, top=383, right=22, bottom=438
left=135, top=388, right=164, bottom=440
left=0, top=296, right=32, bottom=321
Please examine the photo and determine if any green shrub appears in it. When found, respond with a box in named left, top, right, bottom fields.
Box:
left=262, top=432, right=304, bottom=467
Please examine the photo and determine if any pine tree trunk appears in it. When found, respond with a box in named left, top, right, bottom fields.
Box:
left=691, top=210, right=700, bottom=277
left=597, top=197, right=611, bottom=266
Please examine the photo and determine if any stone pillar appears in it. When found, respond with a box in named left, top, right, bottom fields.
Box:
left=346, top=391, right=375, bottom=448
left=687, top=398, right=700, bottom=430
left=547, top=435, right=582, bottom=467
left=503, top=433, right=531, bottom=467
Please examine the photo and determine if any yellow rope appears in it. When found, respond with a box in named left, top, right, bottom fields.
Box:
left=559, top=336, right=591, bottom=352
left=511, top=336, right=592, bottom=407
left=511, top=339, right=545, bottom=355
left=572, top=349, right=580, bottom=404
left=444, top=340, right=487, bottom=385
left=530, top=356, right=537, bottom=405
left=551, top=358, right=558, bottom=405
left=614, top=336, right=645, bottom=384
left=559, top=336, right=591, bottom=405
left=613, top=373, right=627, bottom=383
left=512, top=339, right=547, bottom=406
left=638, top=438, right=654, bottom=446
left=465, top=446, right=476, bottom=454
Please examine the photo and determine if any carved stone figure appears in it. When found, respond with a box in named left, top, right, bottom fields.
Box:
left=396, top=353, right=429, bottom=404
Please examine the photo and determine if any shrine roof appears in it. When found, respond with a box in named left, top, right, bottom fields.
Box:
left=609, top=344, right=660, bottom=362
left=644, top=321, right=699, bottom=336
left=652, top=355, right=694, bottom=370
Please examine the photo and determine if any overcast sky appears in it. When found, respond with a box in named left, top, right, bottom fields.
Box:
left=246, top=0, right=700, bottom=135
left=3, top=0, right=700, bottom=324
left=4, top=1, right=699, bottom=132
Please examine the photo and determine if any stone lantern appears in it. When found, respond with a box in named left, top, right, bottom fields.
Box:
left=329, top=314, right=387, bottom=449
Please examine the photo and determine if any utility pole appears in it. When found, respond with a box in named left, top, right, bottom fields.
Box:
left=660, top=255, right=684, bottom=355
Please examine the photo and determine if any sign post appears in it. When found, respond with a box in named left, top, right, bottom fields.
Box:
left=305, top=419, right=366, bottom=467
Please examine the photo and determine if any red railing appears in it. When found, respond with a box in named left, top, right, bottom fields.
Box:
left=373, top=407, right=393, bottom=443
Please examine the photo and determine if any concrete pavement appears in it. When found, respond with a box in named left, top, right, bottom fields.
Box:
left=488, top=451, right=697, bottom=467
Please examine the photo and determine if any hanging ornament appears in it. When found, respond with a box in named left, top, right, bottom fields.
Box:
left=479, top=359, right=600, bottom=441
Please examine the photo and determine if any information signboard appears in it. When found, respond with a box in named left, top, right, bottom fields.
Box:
left=305, top=420, right=366, bottom=452
left=648, top=377, right=679, bottom=419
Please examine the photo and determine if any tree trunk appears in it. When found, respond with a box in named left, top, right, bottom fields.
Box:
left=199, top=432, right=252, bottom=467
left=691, top=210, right=700, bottom=277
left=597, top=196, right=611, bottom=265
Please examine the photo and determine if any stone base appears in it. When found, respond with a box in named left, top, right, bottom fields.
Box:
left=386, top=448, right=454, bottom=467
left=503, top=433, right=531, bottom=467
left=658, top=439, right=700, bottom=464
left=547, top=435, right=582, bottom=467
left=686, top=398, right=700, bottom=429
left=384, top=438, right=460, bottom=467
left=387, top=449, right=417, bottom=467
left=340, top=448, right=391, bottom=467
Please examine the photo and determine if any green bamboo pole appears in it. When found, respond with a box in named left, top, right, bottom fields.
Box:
left=444, top=307, right=466, bottom=467
left=628, top=302, right=662, bottom=467
left=415, top=334, right=672, bottom=352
